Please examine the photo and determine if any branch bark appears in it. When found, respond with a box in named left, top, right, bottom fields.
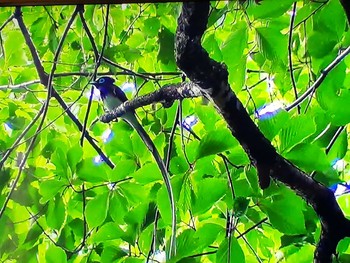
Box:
left=175, top=2, right=350, bottom=262
left=100, top=82, right=202, bottom=123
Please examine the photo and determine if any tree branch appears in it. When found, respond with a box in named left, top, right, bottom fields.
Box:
left=175, top=2, right=350, bottom=262
left=100, top=82, right=202, bottom=123
left=14, top=5, right=114, bottom=169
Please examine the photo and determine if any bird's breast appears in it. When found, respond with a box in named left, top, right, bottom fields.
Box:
left=103, top=95, right=123, bottom=111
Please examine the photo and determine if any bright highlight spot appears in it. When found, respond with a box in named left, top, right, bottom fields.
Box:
left=4, top=123, right=12, bottom=135
left=330, top=182, right=350, bottom=197
left=256, top=101, right=284, bottom=120
left=93, top=155, right=104, bottom=165
left=332, top=159, right=347, bottom=172
left=182, top=115, right=198, bottom=130
left=102, top=128, right=114, bottom=143
left=121, top=82, right=136, bottom=94
left=87, top=87, right=101, bottom=101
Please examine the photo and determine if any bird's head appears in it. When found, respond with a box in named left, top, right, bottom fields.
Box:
left=91, top=76, right=116, bottom=99
left=91, top=76, right=115, bottom=89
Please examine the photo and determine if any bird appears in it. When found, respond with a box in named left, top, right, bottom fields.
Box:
left=91, top=76, right=176, bottom=258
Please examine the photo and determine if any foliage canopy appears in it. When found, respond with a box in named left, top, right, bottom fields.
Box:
left=0, top=0, right=350, bottom=262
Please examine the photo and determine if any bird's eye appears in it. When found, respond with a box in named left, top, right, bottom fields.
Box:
left=99, top=78, right=105, bottom=84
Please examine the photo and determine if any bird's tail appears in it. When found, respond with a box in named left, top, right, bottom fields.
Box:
left=125, top=114, right=177, bottom=258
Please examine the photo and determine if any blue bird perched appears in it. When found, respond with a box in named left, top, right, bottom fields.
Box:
left=91, top=76, right=176, bottom=258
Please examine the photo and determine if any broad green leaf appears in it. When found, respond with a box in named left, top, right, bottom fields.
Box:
left=279, top=115, right=316, bottom=153
left=92, top=222, right=125, bottom=243
left=285, top=244, right=314, bottom=262
left=107, top=159, right=137, bottom=182
left=86, top=192, right=109, bottom=228
left=46, top=197, right=66, bottom=230
left=247, top=0, right=295, bottom=19
left=307, top=30, right=337, bottom=58
left=133, top=163, right=162, bottom=184
left=216, top=238, right=245, bottom=263
left=51, top=147, right=68, bottom=178
left=157, top=26, right=175, bottom=65
left=284, top=143, right=329, bottom=173
left=233, top=197, right=249, bottom=217
left=193, top=178, right=227, bottom=215
left=207, top=5, right=228, bottom=28
left=67, top=143, right=83, bottom=173
left=336, top=194, right=350, bottom=218
left=39, top=179, right=66, bottom=203
left=313, top=0, right=346, bottom=39
left=260, top=189, right=306, bottom=235
left=256, top=27, right=288, bottom=62
left=222, top=21, right=248, bottom=69
left=258, top=110, right=289, bottom=141
left=76, top=159, right=108, bottom=183
left=143, top=17, right=161, bottom=37
left=196, top=129, right=237, bottom=159
left=109, top=192, right=128, bottom=224
left=327, top=129, right=348, bottom=162
left=101, top=246, right=128, bottom=262
left=45, top=246, right=67, bottom=263
left=337, top=237, right=350, bottom=254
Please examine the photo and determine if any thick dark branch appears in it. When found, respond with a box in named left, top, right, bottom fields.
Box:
left=175, top=2, right=350, bottom=262
left=176, top=2, right=275, bottom=188
left=100, top=82, right=202, bottom=123
left=340, top=0, right=350, bottom=23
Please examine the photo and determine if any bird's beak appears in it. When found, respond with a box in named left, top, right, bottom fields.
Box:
left=89, top=80, right=97, bottom=86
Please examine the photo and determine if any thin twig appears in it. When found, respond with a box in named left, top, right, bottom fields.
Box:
left=285, top=45, right=350, bottom=111
left=80, top=4, right=110, bottom=146
left=288, top=2, right=300, bottom=114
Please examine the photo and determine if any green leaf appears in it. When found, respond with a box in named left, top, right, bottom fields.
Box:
left=247, top=0, right=295, bottom=19
left=86, top=192, right=109, bottom=228
left=222, top=21, right=248, bottom=69
left=48, top=25, right=59, bottom=54
left=46, top=197, right=66, bottom=230
left=157, top=175, right=183, bottom=224
left=92, top=222, right=125, bottom=243
left=216, top=238, right=245, bottom=263
left=256, top=27, right=288, bottom=62
left=285, top=244, right=314, bottom=262
left=284, top=143, right=329, bottom=173
left=39, top=179, right=66, bottom=203
left=133, top=163, right=162, bottom=184
left=307, top=30, right=337, bottom=58
left=51, top=147, right=68, bottom=178
left=76, top=159, right=108, bottom=183
left=109, top=192, right=128, bottom=224
left=107, top=159, right=137, bottom=182
left=279, top=115, right=316, bottom=153
left=193, top=178, right=227, bottom=215
left=258, top=110, right=289, bottom=141
left=157, top=26, right=175, bottom=65
left=45, top=246, right=67, bottom=263
left=143, top=17, right=161, bottom=37
left=67, top=143, right=83, bottom=173
left=260, top=189, right=306, bottom=235
left=207, top=5, right=228, bottom=28
left=233, top=197, right=249, bottom=217
left=196, top=129, right=237, bottom=160
left=101, top=246, right=128, bottom=262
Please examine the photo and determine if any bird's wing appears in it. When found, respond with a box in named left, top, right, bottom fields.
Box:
left=112, top=85, right=128, bottom=103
